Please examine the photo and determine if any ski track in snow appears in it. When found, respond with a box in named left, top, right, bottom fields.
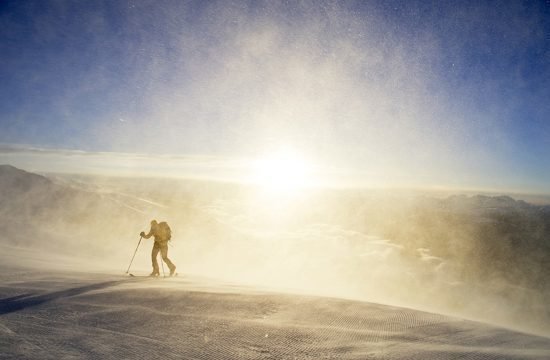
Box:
left=1, top=271, right=550, bottom=359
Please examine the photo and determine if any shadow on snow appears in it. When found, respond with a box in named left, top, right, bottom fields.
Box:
left=0, top=279, right=135, bottom=315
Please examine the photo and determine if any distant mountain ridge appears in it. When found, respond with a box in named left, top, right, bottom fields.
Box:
left=0, top=165, right=145, bottom=251
left=0, top=164, right=54, bottom=195
left=445, top=194, right=531, bottom=208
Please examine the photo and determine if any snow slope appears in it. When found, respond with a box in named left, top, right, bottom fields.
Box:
left=2, top=264, right=550, bottom=359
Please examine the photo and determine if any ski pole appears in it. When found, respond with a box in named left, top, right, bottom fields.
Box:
left=160, top=255, right=165, bottom=277
left=126, top=236, right=142, bottom=274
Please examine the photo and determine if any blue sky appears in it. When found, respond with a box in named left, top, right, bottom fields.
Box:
left=0, top=1, right=549, bottom=193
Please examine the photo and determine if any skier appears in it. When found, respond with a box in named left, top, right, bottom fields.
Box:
left=140, top=220, right=176, bottom=277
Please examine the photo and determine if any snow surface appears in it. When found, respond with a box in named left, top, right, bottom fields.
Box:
left=2, top=260, right=550, bottom=359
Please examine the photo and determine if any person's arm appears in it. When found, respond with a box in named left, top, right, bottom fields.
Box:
left=140, top=227, right=154, bottom=239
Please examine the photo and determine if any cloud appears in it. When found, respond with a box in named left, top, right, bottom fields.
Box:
left=0, top=144, right=250, bottom=180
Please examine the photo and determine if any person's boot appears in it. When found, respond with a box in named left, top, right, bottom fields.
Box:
left=149, top=271, right=160, bottom=277
left=169, top=265, right=176, bottom=276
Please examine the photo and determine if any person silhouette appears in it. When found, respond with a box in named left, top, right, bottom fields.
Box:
left=140, top=220, right=176, bottom=276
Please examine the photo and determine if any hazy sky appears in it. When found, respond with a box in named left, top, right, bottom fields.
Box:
left=0, top=1, right=549, bottom=193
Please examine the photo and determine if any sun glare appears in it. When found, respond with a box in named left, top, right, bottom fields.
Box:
left=251, top=149, right=314, bottom=193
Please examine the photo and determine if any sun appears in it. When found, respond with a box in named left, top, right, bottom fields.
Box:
left=251, top=148, right=314, bottom=193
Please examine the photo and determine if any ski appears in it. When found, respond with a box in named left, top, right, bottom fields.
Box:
left=128, top=273, right=179, bottom=278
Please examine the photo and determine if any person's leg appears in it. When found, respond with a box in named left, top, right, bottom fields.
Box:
left=160, top=244, right=176, bottom=274
left=151, top=242, right=160, bottom=275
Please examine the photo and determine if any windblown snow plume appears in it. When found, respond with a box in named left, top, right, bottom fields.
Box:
left=2, top=166, right=549, bottom=336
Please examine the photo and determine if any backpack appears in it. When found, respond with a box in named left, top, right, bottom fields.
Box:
left=157, top=221, right=172, bottom=241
